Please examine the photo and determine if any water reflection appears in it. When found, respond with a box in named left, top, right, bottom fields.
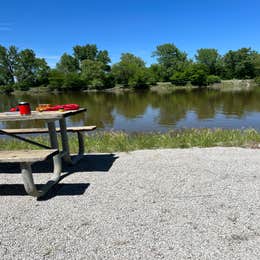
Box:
left=1, top=88, right=260, bottom=131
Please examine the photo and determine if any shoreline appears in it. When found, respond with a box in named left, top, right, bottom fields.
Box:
left=1, top=128, right=259, bottom=153
left=2, top=79, right=257, bottom=95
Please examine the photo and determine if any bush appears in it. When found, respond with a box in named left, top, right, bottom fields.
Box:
left=48, top=70, right=65, bottom=90
left=14, top=81, right=31, bottom=91
left=89, top=78, right=104, bottom=89
left=103, top=74, right=115, bottom=89
left=0, top=84, right=14, bottom=94
left=207, top=75, right=221, bottom=85
left=255, top=76, right=260, bottom=86
left=189, top=70, right=208, bottom=86
left=170, top=72, right=188, bottom=86
left=63, top=73, right=84, bottom=90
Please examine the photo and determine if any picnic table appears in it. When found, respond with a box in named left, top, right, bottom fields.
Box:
left=0, top=108, right=96, bottom=197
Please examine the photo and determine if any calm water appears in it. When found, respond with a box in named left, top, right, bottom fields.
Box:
left=1, top=88, right=260, bottom=132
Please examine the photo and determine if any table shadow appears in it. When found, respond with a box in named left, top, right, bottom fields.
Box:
left=0, top=153, right=118, bottom=173
left=0, top=183, right=90, bottom=198
left=0, top=153, right=118, bottom=200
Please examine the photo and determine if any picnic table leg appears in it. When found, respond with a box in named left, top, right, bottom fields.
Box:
left=59, top=118, right=84, bottom=165
left=59, top=118, right=73, bottom=164
left=21, top=162, right=40, bottom=197
left=20, top=121, right=63, bottom=198
left=20, top=159, right=61, bottom=198
left=77, top=131, right=85, bottom=155
left=47, top=121, right=62, bottom=177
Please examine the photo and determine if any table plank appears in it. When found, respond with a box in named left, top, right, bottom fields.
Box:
left=0, top=149, right=58, bottom=163
left=0, top=108, right=86, bottom=122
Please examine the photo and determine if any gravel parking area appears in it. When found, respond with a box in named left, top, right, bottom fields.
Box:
left=1, top=147, right=260, bottom=259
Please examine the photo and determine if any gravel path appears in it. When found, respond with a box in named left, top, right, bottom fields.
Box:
left=1, top=147, right=260, bottom=259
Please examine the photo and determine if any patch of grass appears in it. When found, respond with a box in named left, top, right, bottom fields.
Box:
left=0, top=129, right=260, bottom=153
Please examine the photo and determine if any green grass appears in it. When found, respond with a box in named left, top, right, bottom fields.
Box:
left=0, top=128, right=260, bottom=153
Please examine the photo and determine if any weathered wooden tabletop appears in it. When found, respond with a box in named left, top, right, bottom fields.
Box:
left=0, top=108, right=86, bottom=122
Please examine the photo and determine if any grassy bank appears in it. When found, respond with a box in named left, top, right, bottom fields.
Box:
left=210, top=79, right=257, bottom=91
left=0, top=129, right=260, bottom=153
left=148, top=79, right=258, bottom=94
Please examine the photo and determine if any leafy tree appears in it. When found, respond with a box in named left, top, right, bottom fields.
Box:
left=0, top=84, right=14, bottom=93
left=0, top=46, right=9, bottom=85
left=0, top=45, right=19, bottom=85
left=170, top=72, right=188, bottom=86
left=15, top=49, right=36, bottom=85
left=148, top=64, right=165, bottom=82
left=73, top=44, right=98, bottom=63
left=190, top=70, right=208, bottom=86
left=81, top=60, right=106, bottom=89
left=96, top=50, right=111, bottom=71
left=152, top=43, right=189, bottom=81
left=128, top=68, right=150, bottom=88
left=184, top=64, right=208, bottom=86
left=48, top=69, right=65, bottom=90
left=255, top=76, right=260, bottom=85
left=195, top=48, right=222, bottom=75
left=56, top=53, right=78, bottom=73
left=223, top=48, right=258, bottom=79
left=34, top=58, right=50, bottom=86
left=111, top=53, right=149, bottom=87
left=207, top=75, right=221, bottom=85
left=253, top=53, right=260, bottom=77
left=72, top=44, right=111, bottom=82
left=63, top=72, right=85, bottom=90
left=15, top=49, right=50, bottom=89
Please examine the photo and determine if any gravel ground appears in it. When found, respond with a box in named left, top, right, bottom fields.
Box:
left=1, top=147, right=260, bottom=259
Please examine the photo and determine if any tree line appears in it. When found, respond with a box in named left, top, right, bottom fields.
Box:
left=1, top=43, right=260, bottom=93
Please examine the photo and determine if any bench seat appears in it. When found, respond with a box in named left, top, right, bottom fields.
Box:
left=0, top=149, right=58, bottom=163
left=0, top=126, right=96, bottom=164
left=0, top=126, right=96, bottom=135
left=0, top=149, right=59, bottom=197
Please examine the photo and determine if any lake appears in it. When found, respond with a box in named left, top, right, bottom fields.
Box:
left=1, top=88, right=260, bottom=132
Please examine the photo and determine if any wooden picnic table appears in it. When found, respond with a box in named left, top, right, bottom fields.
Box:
left=0, top=108, right=87, bottom=197
left=0, top=108, right=86, bottom=122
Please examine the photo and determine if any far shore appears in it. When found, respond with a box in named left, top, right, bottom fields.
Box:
left=3, top=79, right=257, bottom=96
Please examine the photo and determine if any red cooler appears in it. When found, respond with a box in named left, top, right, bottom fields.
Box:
left=18, top=102, right=31, bottom=115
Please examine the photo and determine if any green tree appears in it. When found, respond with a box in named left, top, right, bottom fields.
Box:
left=48, top=69, right=65, bottom=90
left=111, top=53, right=149, bottom=88
left=96, top=50, right=111, bottom=71
left=15, top=49, right=50, bottom=89
left=223, top=48, right=258, bottom=79
left=170, top=72, right=188, bottom=86
left=34, top=58, right=50, bottom=86
left=195, top=48, right=222, bottom=75
left=206, top=75, right=221, bottom=85
left=81, top=60, right=106, bottom=89
left=0, top=45, right=19, bottom=85
left=152, top=43, right=189, bottom=81
left=56, top=53, right=78, bottom=73
left=148, top=64, right=165, bottom=82
left=63, top=72, right=84, bottom=90
left=184, top=64, right=208, bottom=86
left=73, top=44, right=98, bottom=65
left=71, top=44, right=111, bottom=82
left=253, top=53, right=260, bottom=77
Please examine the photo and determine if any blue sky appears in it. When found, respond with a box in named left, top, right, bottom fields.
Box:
left=1, top=0, right=260, bottom=67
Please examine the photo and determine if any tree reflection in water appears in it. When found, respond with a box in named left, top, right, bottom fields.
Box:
left=1, top=88, right=260, bottom=132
